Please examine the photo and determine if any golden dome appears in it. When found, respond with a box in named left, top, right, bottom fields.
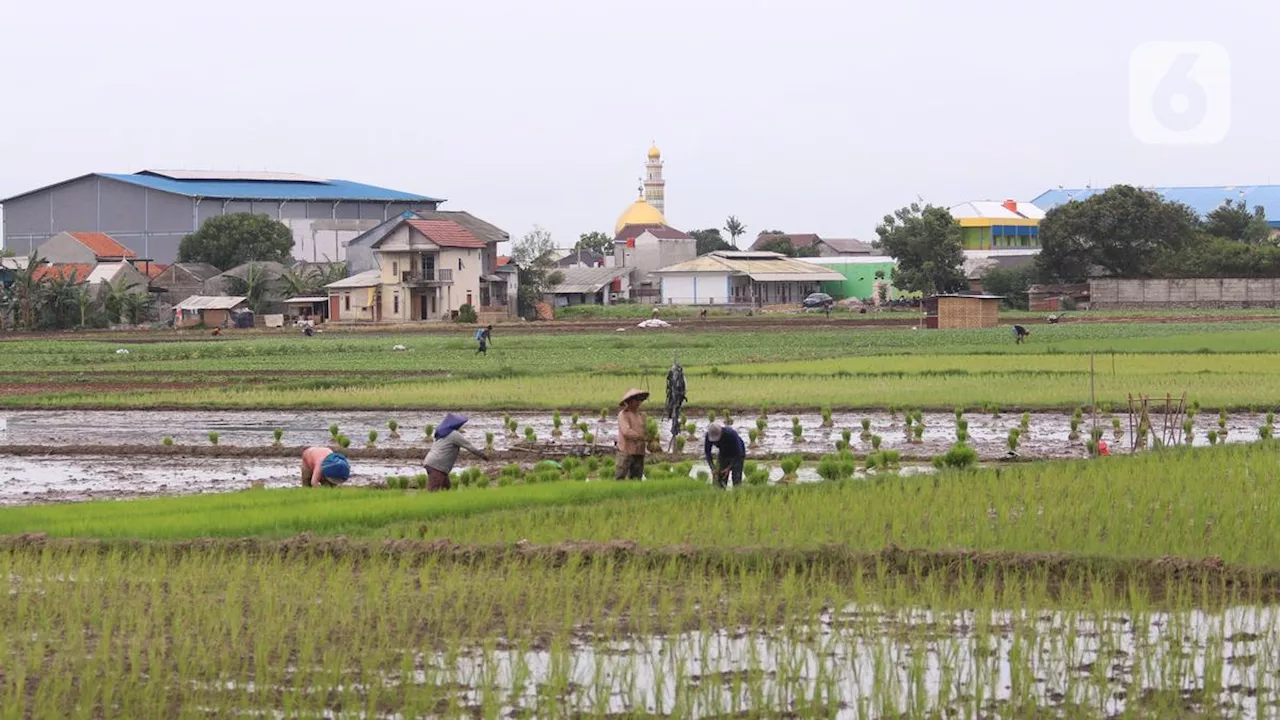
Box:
left=615, top=198, right=666, bottom=233
left=647, top=144, right=661, bottom=159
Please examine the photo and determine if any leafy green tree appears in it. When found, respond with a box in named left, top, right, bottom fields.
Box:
left=10, top=252, right=44, bottom=330
left=690, top=228, right=734, bottom=256
left=120, top=292, right=156, bottom=325
left=224, top=262, right=277, bottom=314
left=281, top=262, right=347, bottom=298
left=177, top=213, right=294, bottom=270
left=575, top=231, right=614, bottom=257
left=754, top=234, right=820, bottom=258
left=1036, top=185, right=1200, bottom=282
left=1205, top=200, right=1272, bottom=245
left=874, top=203, right=967, bottom=295
left=38, top=272, right=81, bottom=329
left=103, top=277, right=139, bottom=325
left=981, top=266, right=1037, bottom=310
left=512, top=226, right=564, bottom=317
left=724, top=216, right=747, bottom=247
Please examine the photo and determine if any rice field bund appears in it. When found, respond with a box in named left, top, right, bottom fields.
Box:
left=5, top=318, right=1280, bottom=718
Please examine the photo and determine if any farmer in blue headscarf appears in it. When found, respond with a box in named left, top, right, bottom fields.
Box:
left=300, top=446, right=351, bottom=487
left=423, top=412, right=489, bottom=491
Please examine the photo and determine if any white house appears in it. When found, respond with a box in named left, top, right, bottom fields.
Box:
left=652, top=251, right=843, bottom=306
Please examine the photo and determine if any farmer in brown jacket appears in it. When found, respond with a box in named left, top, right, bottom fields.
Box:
left=615, top=388, right=649, bottom=480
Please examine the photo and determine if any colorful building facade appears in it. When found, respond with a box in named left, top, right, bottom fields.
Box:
left=950, top=200, right=1045, bottom=251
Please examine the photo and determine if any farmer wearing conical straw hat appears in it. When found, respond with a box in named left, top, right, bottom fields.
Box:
left=615, top=388, right=650, bottom=480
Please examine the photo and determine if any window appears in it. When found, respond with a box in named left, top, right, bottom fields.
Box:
left=458, top=258, right=464, bottom=271
left=393, top=293, right=400, bottom=314
left=466, top=291, right=473, bottom=306
left=392, top=261, right=399, bottom=276
left=344, top=294, right=350, bottom=311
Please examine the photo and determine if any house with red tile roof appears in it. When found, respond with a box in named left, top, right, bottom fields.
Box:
left=36, top=231, right=138, bottom=264
left=327, top=211, right=513, bottom=322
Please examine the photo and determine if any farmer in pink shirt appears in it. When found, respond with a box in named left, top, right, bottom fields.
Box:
left=300, top=446, right=351, bottom=487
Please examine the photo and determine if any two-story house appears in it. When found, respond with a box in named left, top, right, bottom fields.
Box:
left=333, top=211, right=512, bottom=322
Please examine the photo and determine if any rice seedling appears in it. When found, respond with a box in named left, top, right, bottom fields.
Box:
left=1007, top=428, right=1021, bottom=453
left=954, top=406, right=964, bottom=421
left=709, top=410, right=717, bottom=423
left=870, top=434, right=882, bottom=450
left=990, top=404, right=1001, bottom=419
left=755, top=417, right=767, bottom=433
left=791, top=418, right=803, bottom=443
left=1269, top=410, right=1275, bottom=426
left=387, top=419, right=400, bottom=439
left=367, top=429, right=378, bottom=448
left=644, top=418, right=661, bottom=453
left=1020, top=412, right=1030, bottom=431
left=841, top=428, right=852, bottom=445
left=425, top=423, right=436, bottom=442
left=779, top=455, right=801, bottom=482
left=820, top=407, right=832, bottom=427
left=524, top=427, right=537, bottom=445
left=208, top=431, right=219, bottom=446
left=338, top=435, right=351, bottom=449
left=955, top=418, right=968, bottom=444
left=272, top=428, right=284, bottom=446
left=1069, top=415, right=1081, bottom=441
left=932, top=442, right=976, bottom=470
left=411, top=473, right=428, bottom=490
left=485, top=432, right=495, bottom=450
left=162, top=436, right=174, bottom=446
left=1182, top=419, right=1194, bottom=445
left=329, top=423, right=339, bottom=439
left=1111, top=416, right=1122, bottom=439
left=748, top=428, right=759, bottom=446
left=552, top=410, right=563, bottom=437
left=685, top=421, right=697, bottom=438
left=722, top=409, right=734, bottom=425
left=860, top=418, right=871, bottom=439
left=1207, top=430, right=1219, bottom=445
left=1219, top=408, right=1228, bottom=429
left=674, top=435, right=686, bottom=452
left=912, top=425, right=924, bottom=443
left=599, top=408, right=608, bottom=422
left=583, top=431, right=595, bottom=445
left=1260, top=424, right=1273, bottom=440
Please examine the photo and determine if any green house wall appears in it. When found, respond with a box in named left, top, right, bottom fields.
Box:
left=817, top=260, right=898, bottom=300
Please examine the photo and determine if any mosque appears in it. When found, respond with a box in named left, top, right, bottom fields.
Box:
left=611, top=143, right=695, bottom=299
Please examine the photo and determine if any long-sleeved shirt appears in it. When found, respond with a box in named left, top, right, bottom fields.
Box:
left=705, top=427, right=746, bottom=467
left=424, top=431, right=485, bottom=472
left=617, top=408, right=647, bottom=455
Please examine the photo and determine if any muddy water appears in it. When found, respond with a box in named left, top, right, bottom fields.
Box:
left=0, top=409, right=1266, bottom=459
left=0, top=456, right=415, bottom=505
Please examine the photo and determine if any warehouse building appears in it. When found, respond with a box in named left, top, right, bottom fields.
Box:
left=0, top=170, right=441, bottom=264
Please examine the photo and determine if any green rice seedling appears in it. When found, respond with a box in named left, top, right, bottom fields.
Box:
left=367, top=429, right=378, bottom=447
left=387, top=419, right=400, bottom=438
left=1020, top=412, right=1030, bottom=431
left=329, top=423, right=339, bottom=439
left=272, top=428, right=284, bottom=446
left=425, top=424, right=436, bottom=441
left=552, top=410, right=563, bottom=437
left=338, top=435, right=351, bottom=449
left=674, top=435, right=687, bottom=452
left=955, top=418, right=968, bottom=443
left=954, top=406, right=964, bottom=421
left=584, top=431, right=595, bottom=444
left=821, top=407, right=832, bottom=427
left=644, top=417, right=662, bottom=453
left=779, top=455, right=801, bottom=482
left=841, top=428, right=853, bottom=444
left=912, top=424, right=924, bottom=443
left=759, top=403, right=768, bottom=418
left=746, top=466, right=769, bottom=486
left=162, top=436, right=174, bottom=446
left=578, top=421, right=590, bottom=434
left=1269, top=410, right=1275, bottom=426
left=1101, top=401, right=1113, bottom=414
left=816, top=455, right=843, bottom=481
left=755, top=416, right=767, bottom=433
left=791, top=420, right=803, bottom=443
left=695, top=469, right=709, bottom=483
left=708, top=410, right=717, bottom=423
left=883, top=449, right=900, bottom=465
left=835, top=439, right=848, bottom=452
left=1219, top=409, right=1228, bottom=429
left=208, top=431, right=219, bottom=446
left=570, top=467, right=589, bottom=482
left=932, top=442, right=977, bottom=470
left=599, top=408, right=608, bottom=422
left=1261, top=424, right=1273, bottom=440
left=1007, top=428, right=1021, bottom=453
left=503, top=412, right=512, bottom=427
left=561, top=456, right=581, bottom=473
left=860, top=418, right=872, bottom=438
left=871, top=434, right=882, bottom=450
left=1182, top=419, right=1193, bottom=445
left=991, top=404, right=1001, bottom=419
left=1111, top=416, right=1122, bottom=439
left=1207, top=430, right=1219, bottom=445
left=1069, top=417, right=1081, bottom=441
left=685, top=421, right=697, bottom=438
left=748, top=428, right=759, bottom=446
left=524, top=427, right=536, bottom=445
left=411, top=473, right=428, bottom=490
left=722, top=409, right=734, bottom=425
left=485, top=432, right=494, bottom=450
left=475, top=473, right=491, bottom=488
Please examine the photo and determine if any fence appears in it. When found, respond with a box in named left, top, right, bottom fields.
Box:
left=1090, top=278, right=1280, bottom=308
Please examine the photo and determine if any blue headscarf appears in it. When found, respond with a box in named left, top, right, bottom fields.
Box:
left=435, top=412, right=469, bottom=439
left=320, top=453, right=351, bottom=482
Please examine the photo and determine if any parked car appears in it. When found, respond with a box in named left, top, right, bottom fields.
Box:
left=801, top=292, right=834, bottom=310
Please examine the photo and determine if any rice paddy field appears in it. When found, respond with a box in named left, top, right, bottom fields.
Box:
left=5, top=317, right=1280, bottom=717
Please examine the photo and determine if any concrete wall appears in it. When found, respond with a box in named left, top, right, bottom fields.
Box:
left=2, top=174, right=437, bottom=264
left=35, top=232, right=98, bottom=264
left=1090, top=278, right=1280, bottom=308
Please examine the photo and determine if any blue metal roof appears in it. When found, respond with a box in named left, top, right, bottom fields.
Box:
left=1033, top=186, right=1280, bottom=227
left=99, top=173, right=440, bottom=202
left=0, top=172, right=441, bottom=204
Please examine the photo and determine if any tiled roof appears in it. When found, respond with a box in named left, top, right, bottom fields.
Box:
left=141, top=263, right=168, bottom=280
left=68, top=232, right=135, bottom=258
left=614, top=223, right=666, bottom=244
left=815, top=237, right=873, bottom=254
left=496, top=256, right=512, bottom=267
left=407, top=219, right=487, bottom=248
left=31, top=263, right=94, bottom=282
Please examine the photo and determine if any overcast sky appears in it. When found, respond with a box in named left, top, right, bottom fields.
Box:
left=1, top=0, right=1275, bottom=250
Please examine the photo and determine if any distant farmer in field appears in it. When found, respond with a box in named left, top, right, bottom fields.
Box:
left=424, top=412, right=488, bottom=491
left=474, top=326, right=488, bottom=355
left=482, top=325, right=493, bottom=344
left=704, top=422, right=746, bottom=490
left=1013, top=324, right=1030, bottom=344
left=300, top=446, right=351, bottom=487
left=615, top=388, right=649, bottom=480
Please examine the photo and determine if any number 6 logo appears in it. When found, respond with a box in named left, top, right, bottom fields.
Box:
left=1129, top=41, right=1231, bottom=145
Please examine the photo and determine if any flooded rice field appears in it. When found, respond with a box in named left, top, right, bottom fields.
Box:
left=1, top=409, right=1265, bottom=459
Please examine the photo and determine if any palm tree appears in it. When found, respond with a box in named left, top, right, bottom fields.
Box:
left=724, top=216, right=747, bottom=248
left=280, top=267, right=316, bottom=299
left=11, top=251, right=45, bottom=330
left=73, top=284, right=94, bottom=328
left=120, top=292, right=156, bottom=325
left=103, top=277, right=139, bottom=325
left=39, top=272, right=82, bottom=329
left=225, top=262, right=273, bottom=314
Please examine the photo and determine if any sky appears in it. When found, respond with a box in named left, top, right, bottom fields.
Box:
left=1, top=0, right=1276, bottom=252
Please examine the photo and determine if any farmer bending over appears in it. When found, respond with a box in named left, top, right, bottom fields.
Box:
left=424, top=412, right=488, bottom=491
left=704, top=422, right=746, bottom=489
left=1013, top=324, right=1030, bottom=344
left=301, top=446, right=351, bottom=487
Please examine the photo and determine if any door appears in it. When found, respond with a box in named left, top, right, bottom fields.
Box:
left=329, top=295, right=340, bottom=321
left=420, top=295, right=429, bottom=320
left=421, top=253, right=435, bottom=281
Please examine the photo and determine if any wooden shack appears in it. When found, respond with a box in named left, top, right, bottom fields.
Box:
left=922, top=294, right=1002, bottom=329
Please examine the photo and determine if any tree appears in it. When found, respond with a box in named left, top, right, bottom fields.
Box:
left=177, top=213, right=294, bottom=270
left=281, top=262, right=347, bottom=298
left=689, top=228, right=734, bottom=256
left=1205, top=200, right=1272, bottom=245
left=10, top=252, right=44, bottom=330
left=224, top=262, right=276, bottom=314
left=512, top=226, right=564, bottom=317
left=754, top=234, right=819, bottom=258
left=575, top=231, right=614, bottom=257
left=724, top=216, right=747, bottom=248
left=875, top=203, right=967, bottom=295
left=120, top=292, right=156, bottom=325
left=1036, top=185, right=1200, bottom=282
left=981, top=266, right=1037, bottom=310
left=103, top=277, right=138, bottom=325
